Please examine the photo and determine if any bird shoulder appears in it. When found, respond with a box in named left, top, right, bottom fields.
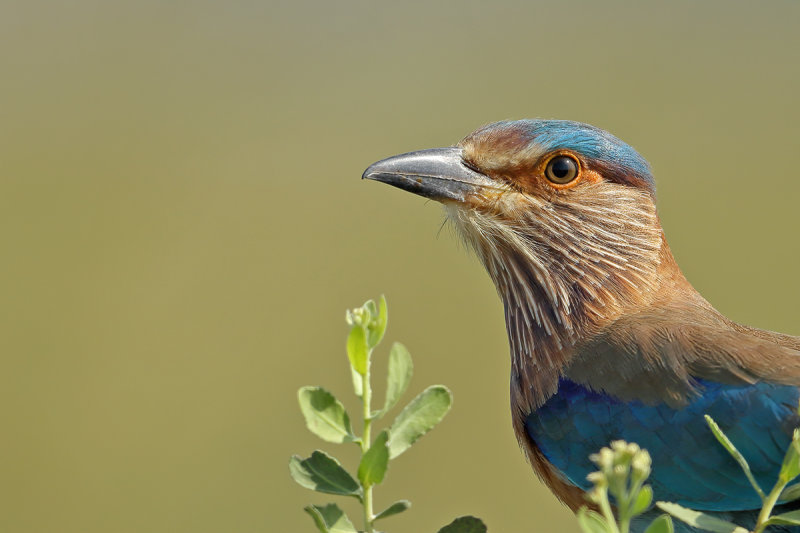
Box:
left=565, top=296, right=800, bottom=407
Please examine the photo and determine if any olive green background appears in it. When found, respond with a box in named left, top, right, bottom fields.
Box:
left=3, top=1, right=799, bottom=532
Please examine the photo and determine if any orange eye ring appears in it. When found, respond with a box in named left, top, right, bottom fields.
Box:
left=542, top=152, right=582, bottom=188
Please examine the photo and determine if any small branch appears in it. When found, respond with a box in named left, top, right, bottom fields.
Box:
left=754, top=481, right=787, bottom=533
left=361, top=356, right=374, bottom=533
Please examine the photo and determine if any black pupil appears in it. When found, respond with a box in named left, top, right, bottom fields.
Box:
left=551, top=157, right=573, bottom=179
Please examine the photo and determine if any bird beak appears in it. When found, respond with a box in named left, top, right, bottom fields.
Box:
left=362, top=147, right=496, bottom=204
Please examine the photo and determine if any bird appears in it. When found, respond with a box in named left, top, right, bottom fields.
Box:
left=362, top=119, right=800, bottom=532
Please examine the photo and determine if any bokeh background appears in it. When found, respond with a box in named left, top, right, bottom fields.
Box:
left=3, top=1, right=800, bottom=532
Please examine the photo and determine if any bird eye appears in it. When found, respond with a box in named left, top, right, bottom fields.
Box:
left=544, top=155, right=579, bottom=185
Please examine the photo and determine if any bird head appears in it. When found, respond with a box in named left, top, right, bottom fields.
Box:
left=364, top=120, right=678, bottom=404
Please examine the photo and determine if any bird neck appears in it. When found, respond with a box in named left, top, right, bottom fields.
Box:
left=504, top=237, right=689, bottom=415
left=446, top=188, right=684, bottom=415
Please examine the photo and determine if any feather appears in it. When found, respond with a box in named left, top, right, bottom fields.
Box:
left=366, top=118, right=800, bottom=532
left=525, top=379, right=800, bottom=511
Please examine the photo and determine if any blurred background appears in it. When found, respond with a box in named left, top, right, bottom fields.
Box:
left=2, top=0, right=799, bottom=531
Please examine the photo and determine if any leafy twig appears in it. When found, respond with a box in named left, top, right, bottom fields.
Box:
left=289, top=296, right=487, bottom=533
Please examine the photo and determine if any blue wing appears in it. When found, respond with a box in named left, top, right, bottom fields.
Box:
left=526, top=378, right=800, bottom=511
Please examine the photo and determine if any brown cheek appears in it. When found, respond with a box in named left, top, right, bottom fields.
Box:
left=494, top=169, right=539, bottom=192
left=461, top=167, right=604, bottom=209
left=462, top=187, right=508, bottom=209
left=580, top=169, right=604, bottom=186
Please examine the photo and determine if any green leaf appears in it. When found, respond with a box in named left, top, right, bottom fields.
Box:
left=765, top=509, right=800, bottom=527
left=298, top=387, right=356, bottom=444
left=351, top=367, right=363, bottom=397
left=656, top=502, right=748, bottom=533
left=358, top=431, right=389, bottom=487
left=631, top=485, right=654, bottom=516
left=374, top=499, right=411, bottom=521
left=347, top=324, right=369, bottom=375
left=304, top=503, right=358, bottom=533
left=781, top=482, right=800, bottom=503
left=364, top=299, right=378, bottom=321
left=375, top=342, right=413, bottom=419
left=576, top=507, right=610, bottom=533
left=779, top=429, right=800, bottom=484
left=388, top=385, right=452, bottom=459
left=288, top=451, right=362, bottom=499
left=436, top=516, right=488, bottom=533
left=367, top=295, right=388, bottom=348
left=643, top=515, right=674, bottom=533
left=704, top=415, right=765, bottom=499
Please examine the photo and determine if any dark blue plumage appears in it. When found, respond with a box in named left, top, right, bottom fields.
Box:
left=527, top=379, right=800, bottom=510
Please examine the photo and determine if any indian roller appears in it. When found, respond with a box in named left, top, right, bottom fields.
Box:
left=362, top=120, right=800, bottom=532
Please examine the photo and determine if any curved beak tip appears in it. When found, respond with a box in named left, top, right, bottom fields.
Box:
left=361, top=165, right=381, bottom=181
left=361, top=147, right=493, bottom=203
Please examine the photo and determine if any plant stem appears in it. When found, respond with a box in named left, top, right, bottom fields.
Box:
left=618, top=512, right=629, bottom=533
left=598, top=487, right=621, bottom=533
left=753, top=481, right=786, bottom=533
left=361, top=358, right=374, bottom=533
